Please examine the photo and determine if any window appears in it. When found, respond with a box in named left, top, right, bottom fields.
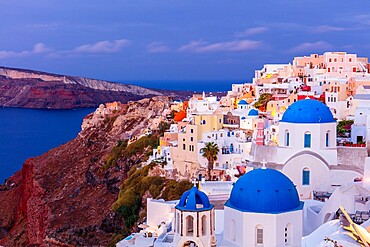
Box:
left=183, top=144, right=186, bottom=150
left=202, top=120, right=206, bottom=125
left=328, top=67, right=331, bottom=72
left=256, top=225, right=263, bottom=245
left=186, top=216, right=194, bottom=236
left=285, top=130, right=290, bottom=146
left=329, top=58, right=332, bottom=62
left=326, top=131, right=330, bottom=147
left=303, top=168, right=310, bottom=185
left=349, top=58, right=352, bottom=62
left=353, top=67, right=357, bottom=72
left=201, top=215, right=207, bottom=236
left=190, top=137, right=193, bottom=142
left=190, top=129, right=194, bottom=133
left=334, top=58, right=337, bottom=62
left=304, top=132, right=311, bottom=148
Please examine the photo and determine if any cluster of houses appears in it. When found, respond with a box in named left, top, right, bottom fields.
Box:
left=118, top=52, right=370, bottom=246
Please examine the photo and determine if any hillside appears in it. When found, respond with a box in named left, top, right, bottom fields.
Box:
left=0, top=96, right=190, bottom=246
left=0, top=66, right=190, bottom=109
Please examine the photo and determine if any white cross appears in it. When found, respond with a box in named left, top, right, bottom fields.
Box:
left=261, top=159, right=267, bottom=169
left=192, top=178, right=198, bottom=187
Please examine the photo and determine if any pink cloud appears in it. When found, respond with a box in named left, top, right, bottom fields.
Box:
left=289, top=41, right=332, bottom=53
left=235, top=27, right=268, bottom=37
left=311, top=25, right=347, bottom=33
left=74, top=39, right=130, bottom=53
left=147, top=42, right=170, bottom=53
left=178, top=39, right=262, bottom=53
left=0, top=43, right=50, bottom=59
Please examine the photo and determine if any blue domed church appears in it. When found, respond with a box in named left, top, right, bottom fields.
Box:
left=174, top=186, right=217, bottom=247
left=171, top=169, right=303, bottom=247
left=222, top=168, right=303, bottom=247
left=275, top=99, right=360, bottom=199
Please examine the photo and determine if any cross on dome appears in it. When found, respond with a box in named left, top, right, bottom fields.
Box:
left=192, top=178, right=198, bottom=187
left=261, top=159, right=267, bottom=169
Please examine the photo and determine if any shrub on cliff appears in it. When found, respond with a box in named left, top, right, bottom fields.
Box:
left=112, top=164, right=191, bottom=232
left=104, top=135, right=159, bottom=169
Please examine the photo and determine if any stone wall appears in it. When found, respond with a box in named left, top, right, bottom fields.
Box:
left=337, top=146, right=368, bottom=169
left=250, top=143, right=278, bottom=162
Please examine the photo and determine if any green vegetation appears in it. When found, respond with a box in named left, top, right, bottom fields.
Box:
left=104, top=135, right=159, bottom=170
left=337, top=119, right=354, bottom=137
left=201, top=142, right=219, bottom=179
left=105, top=140, right=128, bottom=169
left=113, top=164, right=192, bottom=231
left=104, top=121, right=172, bottom=169
left=254, top=93, right=273, bottom=110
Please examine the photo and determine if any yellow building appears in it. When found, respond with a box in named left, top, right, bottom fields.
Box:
left=171, top=114, right=224, bottom=177
left=266, top=94, right=298, bottom=117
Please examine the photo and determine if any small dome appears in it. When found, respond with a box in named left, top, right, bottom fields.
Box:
left=281, top=99, right=335, bottom=123
left=241, top=116, right=246, bottom=120
left=248, top=109, right=259, bottom=116
left=176, top=186, right=214, bottom=211
left=238, top=100, right=248, bottom=105
left=226, top=168, right=302, bottom=213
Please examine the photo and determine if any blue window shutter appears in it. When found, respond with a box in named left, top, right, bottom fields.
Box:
left=303, top=170, right=310, bottom=185
left=304, top=133, right=311, bottom=148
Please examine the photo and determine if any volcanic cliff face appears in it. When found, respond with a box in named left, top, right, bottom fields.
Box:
left=0, top=96, right=173, bottom=246
left=0, top=66, right=189, bottom=109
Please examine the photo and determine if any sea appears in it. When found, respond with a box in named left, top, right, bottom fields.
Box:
left=123, top=80, right=246, bottom=92
left=0, top=80, right=243, bottom=183
left=0, top=107, right=94, bottom=183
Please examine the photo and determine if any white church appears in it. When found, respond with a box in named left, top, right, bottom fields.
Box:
left=118, top=167, right=304, bottom=247
left=259, top=99, right=363, bottom=199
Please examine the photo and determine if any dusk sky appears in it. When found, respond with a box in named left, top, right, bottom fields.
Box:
left=1, top=1, right=370, bottom=82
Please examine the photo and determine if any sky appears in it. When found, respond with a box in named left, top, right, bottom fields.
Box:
left=1, top=0, right=370, bottom=82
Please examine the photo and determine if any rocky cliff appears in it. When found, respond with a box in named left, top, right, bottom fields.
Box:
left=0, top=66, right=189, bottom=109
left=0, top=96, right=184, bottom=246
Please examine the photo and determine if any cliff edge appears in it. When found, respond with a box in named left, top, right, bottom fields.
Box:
left=0, top=66, right=189, bottom=109
left=0, top=96, right=180, bottom=246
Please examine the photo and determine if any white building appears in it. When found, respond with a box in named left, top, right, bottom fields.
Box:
left=268, top=99, right=362, bottom=199
left=221, top=168, right=303, bottom=247
left=117, top=168, right=304, bottom=247
left=187, top=93, right=219, bottom=116
left=351, top=94, right=370, bottom=144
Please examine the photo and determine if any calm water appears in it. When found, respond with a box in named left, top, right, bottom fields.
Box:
left=0, top=80, right=240, bottom=183
left=0, top=108, right=94, bottom=183
left=124, top=80, right=245, bottom=92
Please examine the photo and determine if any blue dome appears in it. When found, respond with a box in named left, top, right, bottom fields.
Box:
left=176, top=186, right=214, bottom=211
left=248, top=109, right=259, bottom=116
left=238, top=100, right=248, bottom=105
left=281, top=99, right=335, bottom=123
left=241, top=116, right=246, bottom=120
left=225, top=168, right=303, bottom=214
